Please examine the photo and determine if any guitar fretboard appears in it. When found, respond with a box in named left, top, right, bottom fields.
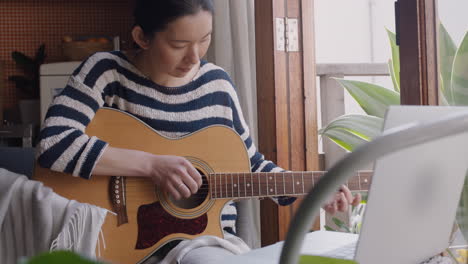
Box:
left=209, top=171, right=372, bottom=199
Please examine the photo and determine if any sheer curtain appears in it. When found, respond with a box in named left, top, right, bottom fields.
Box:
left=206, top=0, right=261, bottom=249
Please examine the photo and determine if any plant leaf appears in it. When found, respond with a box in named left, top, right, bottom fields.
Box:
left=23, top=250, right=102, bottom=264
left=8, top=75, right=33, bottom=88
left=456, top=174, right=468, bottom=242
left=331, top=217, right=350, bottom=233
left=386, top=28, right=400, bottom=92
left=320, top=114, right=383, bottom=140
left=319, top=115, right=383, bottom=151
left=299, top=255, right=358, bottom=264
left=335, top=79, right=400, bottom=118
left=11, top=51, right=35, bottom=75
left=320, top=128, right=368, bottom=152
left=439, top=87, right=450, bottom=106
left=450, top=31, right=468, bottom=106
left=388, top=59, right=399, bottom=92
left=35, top=43, right=46, bottom=64
left=439, top=23, right=458, bottom=105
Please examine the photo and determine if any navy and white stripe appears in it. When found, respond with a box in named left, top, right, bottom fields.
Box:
left=37, top=51, right=295, bottom=236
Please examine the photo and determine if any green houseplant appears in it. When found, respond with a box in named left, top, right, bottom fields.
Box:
left=8, top=44, right=46, bottom=124
left=319, top=25, right=468, bottom=244
left=20, top=250, right=103, bottom=264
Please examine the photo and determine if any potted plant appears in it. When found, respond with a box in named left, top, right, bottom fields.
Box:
left=20, top=250, right=103, bottom=264
left=8, top=44, right=46, bottom=125
left=319, top=24, right=468, bottom=255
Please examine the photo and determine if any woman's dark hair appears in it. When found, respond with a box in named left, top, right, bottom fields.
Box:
left=133, top=0, right=214, bottom=37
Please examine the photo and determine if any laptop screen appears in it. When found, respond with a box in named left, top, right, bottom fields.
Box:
left=355, top=106, right=468, bottom=264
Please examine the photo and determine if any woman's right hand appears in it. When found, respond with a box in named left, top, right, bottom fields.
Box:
left=148, top=155, right=203, bottom=200
left=93, top=147, right=202, bottom=200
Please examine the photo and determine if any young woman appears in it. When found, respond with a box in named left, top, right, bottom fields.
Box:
left=37, top=0, right=360, bottom=263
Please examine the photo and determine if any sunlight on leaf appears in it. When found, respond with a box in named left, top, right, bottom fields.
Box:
left=320, top=115, right=383, bottom=140
left=319, top=115, right=383, bottom=151
left=320, top=129, right=368, bottom=152
left=386, top=28, right=400, bottom=92
left=388, top=59, right=399, bottom=93
left=334, top=79, right=400, bottom=118
left=439, top=23, right=457, bottom=105
left=451, top=32, right=468, bottom=105
left=299, top=255, right=358, bottom=264
left=456, top=174, right=468, bottom=244
left=22, top=251, right=102, bottom=264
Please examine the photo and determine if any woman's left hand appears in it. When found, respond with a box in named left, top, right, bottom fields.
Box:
left=322, top=185, right=361, bottom=214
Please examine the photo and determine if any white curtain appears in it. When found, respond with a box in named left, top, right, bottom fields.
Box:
left=206, top=0, right=261, bottom=249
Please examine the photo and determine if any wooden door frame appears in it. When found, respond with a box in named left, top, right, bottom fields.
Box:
left=255, top=0, right=319, bottom=246
left=255, top=0, right=441, bottom=246
left=397, top=0, right=439, bottom=105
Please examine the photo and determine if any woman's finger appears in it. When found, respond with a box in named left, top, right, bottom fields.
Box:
left=337, top=192, right=348, bottom=212
left=166, top=183, right=181, bottom=200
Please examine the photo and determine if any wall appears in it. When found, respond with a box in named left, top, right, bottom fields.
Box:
left=0, top=0, right=134, bottom=119
left=314, top=0, right=467, bottom=116
left=438, top=0, right=468, bottom=45
left=314, top=0, right=396, bottom=117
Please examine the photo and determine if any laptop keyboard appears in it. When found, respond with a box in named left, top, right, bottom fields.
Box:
left=321, top=241, right=357, bottom=260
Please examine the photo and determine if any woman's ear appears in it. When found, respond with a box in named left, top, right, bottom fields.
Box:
left=132, top=26, right=151, bottom=50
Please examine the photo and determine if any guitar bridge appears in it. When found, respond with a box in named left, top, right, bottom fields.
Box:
left=109, top=176, right=128, bottom=226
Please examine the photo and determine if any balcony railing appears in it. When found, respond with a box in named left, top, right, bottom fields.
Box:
left=317, top=63, right=389, bottom=169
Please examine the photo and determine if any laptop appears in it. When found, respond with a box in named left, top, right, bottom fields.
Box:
left=223, top=105, right=468, bottom=264
left=354, top=105, right=468, bottom=264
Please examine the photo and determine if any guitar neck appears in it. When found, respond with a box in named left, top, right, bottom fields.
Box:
left=209, top=170, right=372, bottom=199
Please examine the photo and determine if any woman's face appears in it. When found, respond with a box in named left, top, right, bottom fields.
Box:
left=146, top=10, right=212, bottom=78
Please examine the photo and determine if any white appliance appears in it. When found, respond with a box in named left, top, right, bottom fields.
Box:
left=39, top=61, right=81, bottom=125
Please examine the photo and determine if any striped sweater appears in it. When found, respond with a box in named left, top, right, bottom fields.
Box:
left=37, top=51, right=296, bottom=236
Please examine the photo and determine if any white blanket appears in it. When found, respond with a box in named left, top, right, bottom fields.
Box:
left=0, top=168, right=108, bottom=264
left=160, top=234, right=250, bottom=264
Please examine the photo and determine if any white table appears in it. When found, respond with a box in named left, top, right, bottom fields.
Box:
left=222, top=231, right=358, bottom=264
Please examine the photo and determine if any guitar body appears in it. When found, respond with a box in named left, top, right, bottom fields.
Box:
left=34, top=108, right=251, bottom=264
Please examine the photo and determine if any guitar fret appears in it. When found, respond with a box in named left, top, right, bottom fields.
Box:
left=358, top=171, right=362, bottom=191
left=292, top=173, right=295, bottom=194
left=286, top=172, right=293, bottom=195
left=266, top=173, right=270, bottom=195
left=210, top=170, right=372, bottom=200
left=225, top=174, right=228, bottom=198
left=347, top=173, right=359, bottom=191
left=304, top=172, right=311, bottom=193
left=214, top=173, right=217, bottom=198
left=258, top=173, right=268, bottom=196
left=231, top=173, right=234, bottom=198
left=237, top=173, right=240, bottom=198
left=219, top=173, right=223, bottom=198
left=311, top=172, right=315, bottom=189
left=249, top=173, right=253, bottom=197
left=257, top=173, right=262, bottom=196
left=301, top=171, right=305, bottom=194
left=274, top=173, right=277, bottom=195
left=244, top=173, right=247, bottom=197
left=218, top=174, right=221, bottom=198
left=212, top=174, right=216, bottom=198
left=283, top=172, right=286, bottom=195
left=361, top=172, right=372, bottom=190
left=313, top=172, right=321, bottom=191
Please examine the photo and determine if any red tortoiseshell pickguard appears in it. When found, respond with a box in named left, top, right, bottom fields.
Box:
left=135, top=202, right=208, bottom=249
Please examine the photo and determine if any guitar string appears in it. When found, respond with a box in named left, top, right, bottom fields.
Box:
left=121, top=183, right=368, bottom=198
left=120, top=173, right=371, bottom=196
left=123, top=180, right=370, bottom=191
left=123, top=179, right=370, bottom=189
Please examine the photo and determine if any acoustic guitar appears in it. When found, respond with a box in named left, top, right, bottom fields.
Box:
left=34, top=108, right=372, bottom=264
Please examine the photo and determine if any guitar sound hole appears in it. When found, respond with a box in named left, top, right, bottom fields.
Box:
left=169, top=170, right=209, bottom=209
